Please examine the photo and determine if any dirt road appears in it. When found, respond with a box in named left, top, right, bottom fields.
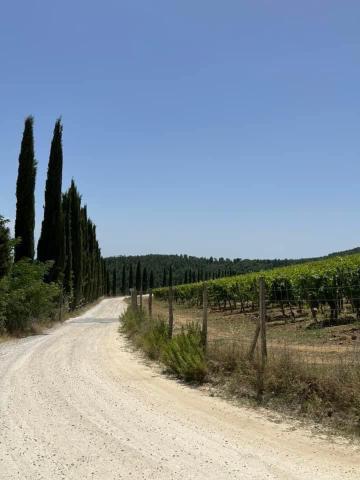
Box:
left=0, top=298, right=358, bottom=479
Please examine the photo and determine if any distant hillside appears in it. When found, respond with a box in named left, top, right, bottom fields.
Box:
left=104, top=247, right=360, bottom=292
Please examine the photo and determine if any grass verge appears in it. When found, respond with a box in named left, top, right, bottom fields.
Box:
left=120, top=308, right=207, bottom=382
left=122, top=300, right=360, bottom=437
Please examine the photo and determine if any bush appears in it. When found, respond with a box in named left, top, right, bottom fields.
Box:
left=120, top=307, right=144, bottom=337
left=121, top=307, right=168, bottom=360
left=162, top=323, right=207, bottom=382
left=3, top=260, right=60, bottom=334
left=139, top=319, right=168, bottom=360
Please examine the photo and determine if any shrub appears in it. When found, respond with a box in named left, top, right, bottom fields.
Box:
left=139, top=319, right=168, bottom=360
left=4, top=259, right=60, bottom=334
left=121, top=307, right=169, bottom=360
left=120, top=307, right=144, bottom=337
left=162, top=323, right=207, bottom=382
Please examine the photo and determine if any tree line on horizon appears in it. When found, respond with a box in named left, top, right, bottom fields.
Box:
left=104, top=253, right=315, bottom=290
left=0, top=117, right=108, bottom=333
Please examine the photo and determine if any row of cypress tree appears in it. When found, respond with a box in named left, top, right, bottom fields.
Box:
left=11, top=116, right=107, bottom=309
left=111, top=261, right=155, bottom=296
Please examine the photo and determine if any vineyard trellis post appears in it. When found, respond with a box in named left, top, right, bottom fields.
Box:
left=168, top=285, right=174, bottom=338
left=201, top=282, right=208, bottom=350
left=259, top=277, right=267, bottom=362
left=148, top=288, right=153, bottom=318
left=257, top=276, right=267, bottom=401
left=248, top=277, right=267, bottom=362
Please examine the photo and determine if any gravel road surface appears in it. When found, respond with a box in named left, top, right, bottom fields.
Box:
left=0, top=297, right=358, bottom=479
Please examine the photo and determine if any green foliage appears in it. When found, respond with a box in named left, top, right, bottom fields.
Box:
left=0, top=216, right=12, bottom=280
left=68, top=180, right=83, bottom=308
left=121, top=309, right=206, bottom=379
left=37, top=119, right=64, bottom=282
left=112, top=269, right=117, bottom=296
left=135, top=261, right=141, bottom=291
left=161, top=324, right=207, bottom=382
left=15, top=116, right=36, bottom=261
left=154, top=254, right=360, bottom=323
left=142, top=267, right=148, bottom=293
left=3, top=260, right=60, bottom=333
left=0, top=277, right=9, bottom=333
left=105, top=249, right=360, bottom=290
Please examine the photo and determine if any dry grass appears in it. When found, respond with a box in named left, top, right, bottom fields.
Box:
left=149, top=298, right=360, bottom=436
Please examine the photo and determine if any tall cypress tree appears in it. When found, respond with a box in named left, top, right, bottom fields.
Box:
left=37, top=119, right=64, bottom=281
left=112, top=269, right=117, bottom=296
left=142, top=267, right=148, bottom=293
left=169, top=265, right=173, bottom=287
left=121, top=264, right=126, bottom=294
left=135, top=261, right=142, bottom=292
left=15, top=116, right=36, bottom=261
left=68, top=180, right=83, bottom=308
left=62, top=191, right=73, bottom=301
left=129, top=264, right=134, bottom=289
left=0, top=216, right=11, bottom=279
left=149, top=270, right=154, bottom=290
left=106, top=270, right=111, bottom=296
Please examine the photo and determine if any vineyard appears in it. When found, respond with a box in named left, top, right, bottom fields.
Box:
left=147, top=255, right=360, bottom=432
left=154, top=253, right=360, bottom=326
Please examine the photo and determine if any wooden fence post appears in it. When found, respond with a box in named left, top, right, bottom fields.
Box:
left=257, top=277, right=267, bottom=401
left=248, top=325, right=260, bottom=361
left=201, top=283, right=208, bottom=350
left=259, top=277, right=267, bottom=362
left=148, top=288, right=153, bottom=318
left=168, top=285, right=174, bottom=338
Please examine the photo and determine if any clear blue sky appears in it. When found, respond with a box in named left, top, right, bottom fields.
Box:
left=1, top=1, right=360, bottom=259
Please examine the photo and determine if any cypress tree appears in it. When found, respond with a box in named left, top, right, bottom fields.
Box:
left=69, top=180, right=83, bottom=308
left=169, top=266, right=173, bottom=287
left=0, top=216, right=11, bottom=279
left=162, top=268, right=167, bottom=287
left=112, top=269, right=117, bottom=296
left=149, top=270, right=154, bottom=290
left=129, top=264, right=134, bottom=289
left=184, top=270, right=188, bottom=284
left=106, top=270, right=111, bottom=296
left=121, top=264, right=126, bottom=294
left=135, top=261, right=142, bottom=291
left=37, top=119, right=64, bottom=282
left=142, top=267, right=148, bottom=293
left=14, top=116, right=36, bottom=261
left=81, top=206, right=90, bottom=302
left=62, top=192, right=73, bottom=301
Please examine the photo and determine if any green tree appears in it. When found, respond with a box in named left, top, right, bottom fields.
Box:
left=142, top=267, right=148, bottom=293
left=149, top=270, right=154, bottom=290
left=121, top=264, right=126, bottom=294
left=68, top=180, right=83, bottom=308
left=0, top=216, right=11, bottom=279
left=129, top=264, right=134, bottom=289
left=169, top=265, right=173, bottom=287
left=112, top=269, right=117, bottom=296
left=62, top=192, right=73, bottom=302
left=162, top=268, right=167, bottom=287
left=37, top=119, right=64, bottom=282
left=14, top=116, right=37, bottom=261
left=136, top=261, right=142, bottom=291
